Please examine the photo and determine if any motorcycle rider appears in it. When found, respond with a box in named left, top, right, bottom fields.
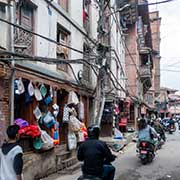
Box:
left=167, top=115, right=175, bottom=128
left=77, top=125, right=116, bottom=180
left=153, top=118, right=166, bottom=142
left=137, top=118, right=158, bottom=150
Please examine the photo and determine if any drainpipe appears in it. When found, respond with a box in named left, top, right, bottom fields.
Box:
left=7, top=0, right=15, bottom=125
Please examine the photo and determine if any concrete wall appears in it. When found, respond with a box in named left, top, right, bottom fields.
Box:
left=125, top=24, right=139, bottom=97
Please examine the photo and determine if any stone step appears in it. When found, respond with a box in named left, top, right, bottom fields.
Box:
left=61, top=156, right=78, bottom=168
left=58, top=162, right=81, bottom=175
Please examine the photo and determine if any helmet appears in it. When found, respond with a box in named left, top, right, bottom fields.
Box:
left=87, top=125, right=100, bottom=139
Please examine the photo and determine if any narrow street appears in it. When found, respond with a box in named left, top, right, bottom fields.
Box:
left=116, top=127, right=180, bottom=180
left=46, top=126, right=180, bottom=180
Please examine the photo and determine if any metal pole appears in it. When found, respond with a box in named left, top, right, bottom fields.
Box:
left=8, top=0, right=15, bottom=124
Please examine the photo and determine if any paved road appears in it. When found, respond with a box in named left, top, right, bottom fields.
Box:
left=115, top=127, right=180, bottom=180
left=44, top=126, right=180, bottom=180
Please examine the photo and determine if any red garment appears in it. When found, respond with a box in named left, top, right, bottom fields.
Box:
left=119, top=118, right=127, bottom=127
left=19, top=125, right=41, bottom=138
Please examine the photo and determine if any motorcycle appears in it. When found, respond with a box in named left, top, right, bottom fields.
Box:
left=168, top=123, right=176, bottom=134
left=138, top=141, right=155, bottom=165
left=78, top=158, right=116, bottom=180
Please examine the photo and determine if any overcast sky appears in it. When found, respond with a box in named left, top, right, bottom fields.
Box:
left=149, top=0, right=180, bottom=91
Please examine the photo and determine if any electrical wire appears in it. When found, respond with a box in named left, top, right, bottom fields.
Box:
left=138, top=0, right=176, bottom=6
left=0, top=18, right=98, bottom=57
left=0, top=49, right=100, bottom=83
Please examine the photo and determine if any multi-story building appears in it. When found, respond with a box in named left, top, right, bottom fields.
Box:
left=144, top=11, right=161, bottom=112
left=119, top=0, right=156, bottom=127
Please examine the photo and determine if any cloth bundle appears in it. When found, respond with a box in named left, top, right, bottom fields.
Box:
left=18, top=125, right=41, bottom=138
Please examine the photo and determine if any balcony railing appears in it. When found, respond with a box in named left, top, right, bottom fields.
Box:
left=14, top=27, right=33, bottom=56
left=140, top=65, right=151, bottom=79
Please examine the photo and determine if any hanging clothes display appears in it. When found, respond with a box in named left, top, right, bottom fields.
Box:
left=62, top=104, right=71, bottom=123
left=40, top=84, right=47, bottom=97
left=17, top=77, right=25, bottom=94
left=34, top=87, right=43, bottom=101
left=28, top=81, right=35, bottom=96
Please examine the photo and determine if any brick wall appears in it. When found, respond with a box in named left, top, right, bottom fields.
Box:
left=0, top=63, right=11, bottom=144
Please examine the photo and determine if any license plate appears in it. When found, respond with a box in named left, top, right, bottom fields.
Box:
left=141, top=150, right=147, bottom=154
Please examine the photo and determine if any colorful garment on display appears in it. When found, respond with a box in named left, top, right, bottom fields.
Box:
left=18, top=125, right=41, bottom=138
left=62, top=104, right=70, bottom=122
left=28, top=81, right=35, bottom=96
left=15, top=118, right=29, bottom=128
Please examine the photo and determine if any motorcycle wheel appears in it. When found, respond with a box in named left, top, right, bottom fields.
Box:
left=141, top=158, right=148, bottom=165
left=148, top=153, right=154, bottom=163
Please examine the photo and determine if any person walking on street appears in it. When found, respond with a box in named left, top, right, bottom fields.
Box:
left=0, top=125, right=23, bottom=180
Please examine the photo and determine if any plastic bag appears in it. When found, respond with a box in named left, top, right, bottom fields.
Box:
left=68, top=132, right=77, bottom=150
left=41, top=130, right=54, bottom=150
left=33, top=106, right=42, bottom=120
left=78, top=101, right=84, bottom=121
left=69, top=115, right=82, bottom=132
left=28, top=81, right=34, bottom=96
left=43, top=111, right=55, bottom=124
left=77, top=130, right=85, bottom=142
left=114, top=128, right=123, bottom=139
left=17, top=78, right=25, bottom=94
left=67, top=91, right=79, bottom=105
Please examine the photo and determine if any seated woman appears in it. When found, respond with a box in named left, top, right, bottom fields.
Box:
left=137, top=118, right=158, bottom=149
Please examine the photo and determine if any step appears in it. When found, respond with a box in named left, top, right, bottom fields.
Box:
left=56, top=151, right=71, bottom=157
left=58, top=162, right=82, bottom=175
left=61, top=156, right=78, bottom=168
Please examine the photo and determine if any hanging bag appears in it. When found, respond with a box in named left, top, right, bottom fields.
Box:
left=62, top=104, right=70, bottom=123
left=68, top=132, right=77, bottom=150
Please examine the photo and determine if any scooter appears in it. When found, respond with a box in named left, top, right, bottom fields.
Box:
left=138, top=141, right=155, bottom=165
left=168, top=123, right=176, bottom=134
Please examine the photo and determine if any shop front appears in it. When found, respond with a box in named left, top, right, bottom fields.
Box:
left=11, top=63, right=93, bottom=179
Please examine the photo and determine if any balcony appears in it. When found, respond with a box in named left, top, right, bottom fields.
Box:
left=140, top=65, right=151, bottom=79
left=14, top=28, right=33, bottom=56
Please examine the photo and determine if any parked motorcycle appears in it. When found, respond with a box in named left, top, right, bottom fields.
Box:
left=138, top=141, right=155, bottom=165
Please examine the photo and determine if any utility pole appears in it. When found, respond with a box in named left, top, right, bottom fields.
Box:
left=93, top=0, right=109, bottom=126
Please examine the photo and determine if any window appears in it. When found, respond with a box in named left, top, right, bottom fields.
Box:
left=83, top=44, right=91, bottom=81
left=58, top=0, right=68, bottom=12
left=0, top=3, right=7, bottom=49
left=57, top=25, right=70, bottom=72
left=14, top=1, right=36, bottom=55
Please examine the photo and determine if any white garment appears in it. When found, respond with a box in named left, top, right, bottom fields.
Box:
left=0, top=145, right=23, bottom=180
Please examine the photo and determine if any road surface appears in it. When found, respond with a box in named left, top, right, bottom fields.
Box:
left=44, top=127, right=180, bottom=180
